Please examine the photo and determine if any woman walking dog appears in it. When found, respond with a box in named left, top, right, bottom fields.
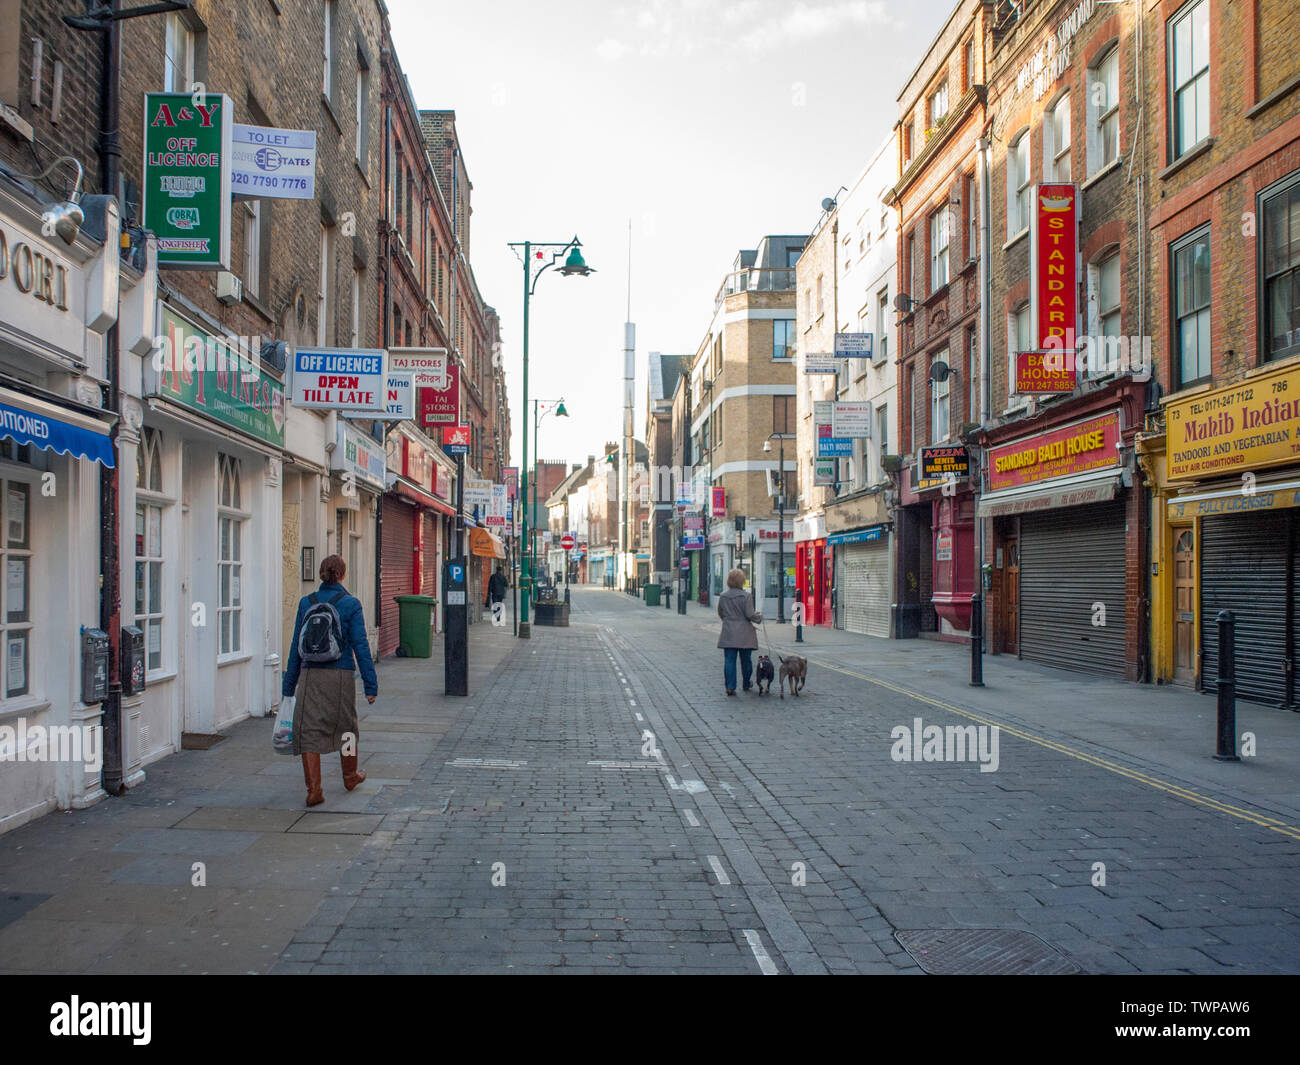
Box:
left=283, top=553, right=378, bottom=806
left=716, top=567, right=762, bottom=696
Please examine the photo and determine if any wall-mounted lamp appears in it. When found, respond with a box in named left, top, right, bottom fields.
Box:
left=12, top=155, right=85, bottom=244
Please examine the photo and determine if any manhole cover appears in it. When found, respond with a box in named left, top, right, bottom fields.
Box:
left=895, top=928, right=1082, bottom=975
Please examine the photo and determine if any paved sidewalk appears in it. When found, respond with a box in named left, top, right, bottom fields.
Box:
left=0, top=620, right=515, bottom=974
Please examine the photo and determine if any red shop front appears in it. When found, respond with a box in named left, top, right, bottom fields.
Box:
left=796, top=539, right=833, bottom=627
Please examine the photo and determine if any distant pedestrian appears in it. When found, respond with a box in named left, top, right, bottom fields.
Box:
left=485, top=563, right=508, bottom=612
left=283, top=554, right=378, bottom=806
left=717, top=567, right=762, bottom=696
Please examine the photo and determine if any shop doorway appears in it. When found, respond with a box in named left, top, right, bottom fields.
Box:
left=1002, top=537, right=1019, bottom=656
left=1172, top=527, right=1196, bottom=685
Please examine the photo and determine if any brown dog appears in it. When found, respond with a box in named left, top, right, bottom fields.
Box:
left=778, top=654, right=807, bottom=699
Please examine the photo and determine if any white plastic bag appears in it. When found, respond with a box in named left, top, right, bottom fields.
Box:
left=272, top=695, right=295, bottom=755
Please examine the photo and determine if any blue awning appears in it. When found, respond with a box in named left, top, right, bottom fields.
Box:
left=0, top=388, right=114, bottom=467
left=827, top=524, right=887, bottom=546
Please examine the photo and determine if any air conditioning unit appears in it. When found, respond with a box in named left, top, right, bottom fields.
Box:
left=216, top=271, right=242, bottom=305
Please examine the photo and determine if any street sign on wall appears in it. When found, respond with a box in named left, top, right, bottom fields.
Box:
left=834, top=333, right=873, bottom=358
left=831, top=402, right=872, bottom=438
left=804, top=352, right=838, bottom=374
left=817, top=423, right=852, bottom=457
left=419, top=363, right=460, bottom=428
left=143, top=92, right=233, bottom=269
left=290, top=347, right=387, bottom=410
left=230, top=123, right=316, bottom=199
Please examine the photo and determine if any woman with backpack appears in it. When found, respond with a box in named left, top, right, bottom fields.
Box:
left=282, top=554, right=378, bottom=806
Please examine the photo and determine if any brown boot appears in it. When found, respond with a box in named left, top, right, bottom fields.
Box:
left=342, top=753, right=366, bottom=791
left=301, top=753, right=324, bottom=806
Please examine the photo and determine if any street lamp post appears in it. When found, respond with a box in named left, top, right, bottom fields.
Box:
left=532, top=397, right=567, bottom=596
left=508, top=238, right=592, bottom=639
left=764, top=435, right=790, bottom=623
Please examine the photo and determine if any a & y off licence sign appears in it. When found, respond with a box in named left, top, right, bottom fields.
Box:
left=1166, top=361, right=1300, bottom=481
left=291, top=347, right=387, bottom=411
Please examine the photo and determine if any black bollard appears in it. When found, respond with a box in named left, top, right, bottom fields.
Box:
left=970, top=593, right=984, bottom=687
left=1214, top=610, right=1239, bottom=761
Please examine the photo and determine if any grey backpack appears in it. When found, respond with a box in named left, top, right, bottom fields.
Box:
left=299, top=589, right=346, bottom=663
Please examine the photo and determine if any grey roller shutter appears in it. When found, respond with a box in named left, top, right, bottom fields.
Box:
left=1201, top=511, right=1296, bottom=710
left=843, top=542, right=890, bottom=638
left=1019, top=501, right=1127, bottom=677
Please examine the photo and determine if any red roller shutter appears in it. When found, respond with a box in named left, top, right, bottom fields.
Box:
left=379, top=497, right=416, bottom=658
left=422, top=512, right=439, bottom=598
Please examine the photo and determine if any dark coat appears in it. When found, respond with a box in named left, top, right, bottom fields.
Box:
left=486, top=571, right=508, bottom=604
left=717, top=587, right=761, bottom=649
left=282, top=582, right=378, bottom=698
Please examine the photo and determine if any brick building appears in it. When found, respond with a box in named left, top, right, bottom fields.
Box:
left=888, top=0, right=988, bottom=642
left=646, top=352, right=689, bottom=585
left=1138, top=0, right=1300, bottom=708
left=973, top=0, right=1150, bottom=682
left=679, top=236, right=804, bottom=614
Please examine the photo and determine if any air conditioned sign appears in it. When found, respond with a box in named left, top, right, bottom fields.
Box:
left=143, top=92, right=233, bottom=269
left=291, top=347, right=387, bottom=411
left=231, top=123, right=316, bottom=199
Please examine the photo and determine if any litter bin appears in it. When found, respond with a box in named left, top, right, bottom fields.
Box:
left=643, top=583, right=661, bottom=607
left=394, top=594, right=438, bottom=657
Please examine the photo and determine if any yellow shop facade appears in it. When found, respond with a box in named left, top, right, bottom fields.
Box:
left=1140, top=359, right=1300, bottom=710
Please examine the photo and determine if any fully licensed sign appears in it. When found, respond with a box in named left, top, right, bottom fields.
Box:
left=1165, top=361, right=1300, bottom=481
left=143, top=92, right=233, bottom=269
left=231, top=123, right=316, bottom=199
left=291, top=347, right=387, bottom=410
left=988, top=410, right=1121, bottom=492
left=920, top=444, right=971, bottom=480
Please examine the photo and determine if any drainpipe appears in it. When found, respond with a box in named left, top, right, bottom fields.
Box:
left=973, top=130, right=994, bottom=682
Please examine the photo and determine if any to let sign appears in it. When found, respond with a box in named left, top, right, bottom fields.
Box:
left=230, top=123, right=316, bottom=200
left=291, top=348, right=387, bottom=411
left=1030, top=183, right=1078, bottom=354
left=143, top=92, right=233, bottom=269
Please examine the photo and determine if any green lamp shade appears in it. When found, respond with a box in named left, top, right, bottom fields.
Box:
left=559, top=244, right=592, bottom=276
left=556, top=402, right=568, bottom=417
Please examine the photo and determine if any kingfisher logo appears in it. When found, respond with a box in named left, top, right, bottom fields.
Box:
left=165, top=206, right=200, bottom=230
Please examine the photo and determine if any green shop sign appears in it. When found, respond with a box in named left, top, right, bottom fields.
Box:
left=151, top=306, right=286, bottom=447
left=142, top=92, right=233, bottom=269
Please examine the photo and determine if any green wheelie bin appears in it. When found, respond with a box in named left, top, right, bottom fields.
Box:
left=394, top=594, right=438, bottom=657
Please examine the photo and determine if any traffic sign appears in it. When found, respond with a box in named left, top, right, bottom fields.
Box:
left=561, top=534, right=576, bottom=551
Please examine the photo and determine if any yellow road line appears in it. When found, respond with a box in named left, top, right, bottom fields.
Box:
left=809, top=656, right=1300, bottom=843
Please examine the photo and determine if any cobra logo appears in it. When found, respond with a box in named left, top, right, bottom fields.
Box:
left=166, top=207, right=200, bottom=230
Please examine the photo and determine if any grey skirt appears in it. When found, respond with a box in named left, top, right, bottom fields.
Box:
left=292, top=667, right=360, bottom=755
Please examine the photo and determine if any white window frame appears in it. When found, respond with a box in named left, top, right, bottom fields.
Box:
left=1010, top=302, right=1031, bottom=396
left=135, top=427, right=171, bottom=676
left=1047, top=93, right=1071, bottom=182
left=355, top=65, right=369, bottom=164
left=350, top=266, right=361, bottom=348
left=217, top=454, right=247, bottom=660
left=1008, top=131, right=1031, bottom=237
left=773, top=318, right=795, bottom=360
left=930, top=206, right=950, bottom=290
left=1169, top=0, right=1210, bottom=160
left=929, top=81, right=949, bottom=129
left=930, top=354, right=950, bottom=443
left=877, top=288, right=889, bottom=361
left=317, top=223, right=333, bottom=346
left=1089, top=46, right=1120, bottom=174
left=163, top=12, right=195, bottom=93
left=969, top=328, right=979, bottom=423
left=242, top=200, right=260, bottom=298
left=322, top=0, right=334, bottom=100
left=1087, top=249, right=1122, bottom=376
left=1172, top=226, right=1212, bottom=387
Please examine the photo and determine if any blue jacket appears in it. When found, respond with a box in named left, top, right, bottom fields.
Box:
left=283, top=582, right=378, bottom=698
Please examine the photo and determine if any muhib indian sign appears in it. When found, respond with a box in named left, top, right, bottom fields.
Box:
left=148, top=305, right=285, bottom=447
left=1166, top=361, right=1300, bottom=481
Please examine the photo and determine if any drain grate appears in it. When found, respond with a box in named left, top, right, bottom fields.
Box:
left=895, top=928, right=1082, bottom=975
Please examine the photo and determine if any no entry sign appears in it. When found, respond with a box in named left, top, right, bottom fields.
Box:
left=561, top=534, right=575, bottom=551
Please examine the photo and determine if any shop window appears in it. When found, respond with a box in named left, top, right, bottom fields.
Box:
left=1088, top=46, right=1120, bottom=174
left=217, top=453, right=245, bottom=657
left=135, top=428, right=167, bottom=673
left=1261, top=173, right=1300, bottom=362
left=1172, top=226, right=1211, bottom=387
left=1169, top=0, right=1210, bottom=160
left=0, top=480, right=32, bottom=699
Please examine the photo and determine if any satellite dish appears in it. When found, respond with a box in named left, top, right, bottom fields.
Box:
left=821, top=197, right=837, bottom=212
left=893, top=293, right=917, bottom=313
left=929, top=361, right=952, bottom=383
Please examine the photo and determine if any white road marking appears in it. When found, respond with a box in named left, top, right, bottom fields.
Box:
left=742, top=929, right=778, bottom=975
left=587, top=760, right=661, bottom=771
left=683, top=809, right=700, bottom=827
left=445, top=758, right=528, bottom=769
left=629, top=699, right=637, bottom=706
left=680, top=780, right=708, bottom=794
left=718, top=780, right=736, bottom=799
left=707, top=855, right=731, bottom=885
left=665, top=775, right=679, bottom=790
left=634, top=712, right=644, bottom=722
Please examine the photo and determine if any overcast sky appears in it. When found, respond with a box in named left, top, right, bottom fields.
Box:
left=388, top=0, right=958, bottom=472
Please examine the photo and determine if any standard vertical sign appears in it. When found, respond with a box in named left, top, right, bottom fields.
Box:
left=290, top=347, right=387, bottom=410
left=1030, top=183, right=1078, bottom=354
left=143, top=92, right=233, bottom=269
